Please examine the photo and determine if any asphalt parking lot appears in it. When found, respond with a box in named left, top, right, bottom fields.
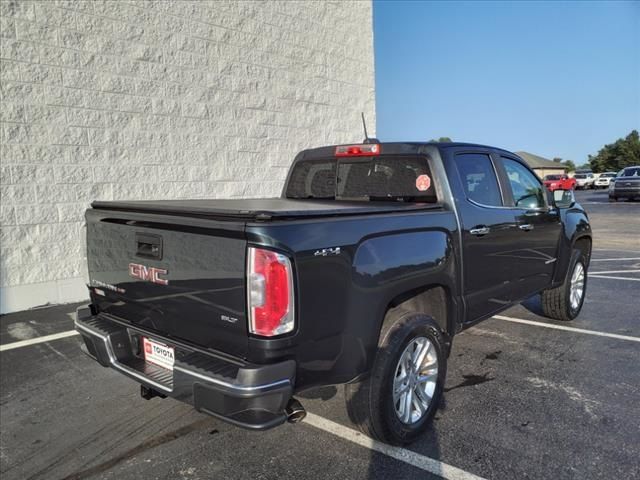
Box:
left=1, top=189, right=638, bottom=480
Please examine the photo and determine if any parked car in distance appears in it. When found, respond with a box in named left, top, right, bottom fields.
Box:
left=594, top=172, right=617, bottom=189
left=75, top=142, right=592, bottom=446
left=543, top=174, right=576, bottom=191
left=574, top=173, right=595, bottom=190
left=609, top=165, right=640, bottom=202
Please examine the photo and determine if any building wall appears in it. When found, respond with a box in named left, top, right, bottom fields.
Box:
left=0, top=0, right=376, bottom=313
left=533, top=167, right=567, bottom=179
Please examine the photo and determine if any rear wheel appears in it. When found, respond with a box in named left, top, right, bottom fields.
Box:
left=344, top=310, right=447, bottom=445
left=608, top=195, right=617, bottom=202
left=542, top=249, right=587, bottom=321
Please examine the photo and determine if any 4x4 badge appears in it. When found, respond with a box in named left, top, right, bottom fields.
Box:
left=314, top=247, right=341, bottom=257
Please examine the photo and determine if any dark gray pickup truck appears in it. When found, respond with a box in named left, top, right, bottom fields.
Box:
left=76, top=142, right=592, bottom=444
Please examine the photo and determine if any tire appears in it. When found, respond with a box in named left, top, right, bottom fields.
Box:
left=609, top=196, right=617, bottom=202
left=542, top=249, right=588, bottom=321
left=344, top=310, right=447, bottom=445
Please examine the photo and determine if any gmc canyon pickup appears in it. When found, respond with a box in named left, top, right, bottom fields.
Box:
left=76, top=142, right=592, bottom=445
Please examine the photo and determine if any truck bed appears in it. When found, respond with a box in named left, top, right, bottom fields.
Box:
left=91, top=198, right=443, bottom=221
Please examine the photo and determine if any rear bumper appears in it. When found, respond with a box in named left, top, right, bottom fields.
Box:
left=75, top=306, right=295, bottom=430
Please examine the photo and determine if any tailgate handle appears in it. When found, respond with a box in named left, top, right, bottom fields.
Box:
left=136, top=233, right=163, bottom=260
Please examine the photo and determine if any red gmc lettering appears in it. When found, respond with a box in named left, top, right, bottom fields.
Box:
left=128, top=263, right=169, bottom=285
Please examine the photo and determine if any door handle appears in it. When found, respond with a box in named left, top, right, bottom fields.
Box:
left=519, top=224, right=534, bottom=231
left=470, top=226, right=490, bottom=236
left=136, top=233, right=163, bottom=259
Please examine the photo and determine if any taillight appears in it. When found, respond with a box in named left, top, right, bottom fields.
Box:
left=335, top=143, right=380, bottom=157
left=247, top=247, right=295, bottom=337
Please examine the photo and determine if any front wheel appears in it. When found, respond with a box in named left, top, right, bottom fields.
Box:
left=344, top=311, right=447, bottom=445
left=609, top=195, right=617, bottom=202
left=542, top=249, right=587, bottom=321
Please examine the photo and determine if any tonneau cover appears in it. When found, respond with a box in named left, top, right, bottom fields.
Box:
left=91, top=198, right=442, bottom=220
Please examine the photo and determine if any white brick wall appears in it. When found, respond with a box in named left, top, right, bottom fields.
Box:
left=0, top=0, right=376, bottom=313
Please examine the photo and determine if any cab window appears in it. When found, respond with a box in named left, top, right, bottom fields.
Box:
left=502, top=158, right=546, bottom=209
left=455, top=153, right=502, bottom=206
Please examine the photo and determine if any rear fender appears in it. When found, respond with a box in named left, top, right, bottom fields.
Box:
left=345, top=230, right=457, bottom=374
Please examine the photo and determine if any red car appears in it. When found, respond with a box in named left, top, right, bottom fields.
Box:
left=543, top=174, right=575, bottom=191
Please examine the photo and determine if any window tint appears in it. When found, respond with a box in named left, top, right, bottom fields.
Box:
left=285, top=156, right=437, bottom=202
left=337, top=156, right=435, bottom=200
left=455, top=153, right=502, bottom=206
left=285, top=160, right=336, bottom=198
left=502, top=158, right=546, bottom=209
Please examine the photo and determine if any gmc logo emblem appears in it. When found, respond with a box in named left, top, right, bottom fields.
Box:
left=128, top=263, right=169, bottom=285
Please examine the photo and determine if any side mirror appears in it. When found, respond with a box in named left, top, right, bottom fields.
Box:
left=552, top=189, right=575, bottom=208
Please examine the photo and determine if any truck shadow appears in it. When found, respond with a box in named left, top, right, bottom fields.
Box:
left=298, top=385, right=338, bottom=401
left=520, top=294, right=545, bottom=316
left=302, top=349, right=447, bottom=478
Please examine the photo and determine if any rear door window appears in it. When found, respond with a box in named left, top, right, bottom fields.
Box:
left=455, top=153, right=502, bottom=206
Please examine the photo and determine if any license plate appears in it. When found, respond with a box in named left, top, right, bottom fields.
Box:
left=142, top=337, right=175, bottom=370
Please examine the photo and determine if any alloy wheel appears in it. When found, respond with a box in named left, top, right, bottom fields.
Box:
left=393, top=337, right=438, bottom=424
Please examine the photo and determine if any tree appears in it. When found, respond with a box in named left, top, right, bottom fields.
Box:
left=588, top=130, right=640, bottom=172
left=429, top=137, right=452, bottom=143
left=551, top=157, right=576, bottom=171
left=552, top=157, right=576, bottom=171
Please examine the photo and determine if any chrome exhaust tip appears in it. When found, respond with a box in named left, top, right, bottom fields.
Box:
left=285, top=398, right=306, bottom=423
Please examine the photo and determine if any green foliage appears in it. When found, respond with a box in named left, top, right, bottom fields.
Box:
left=588, top=130, right=640, bottom=172
left=552, top=157, right=576, bottom=171
left=429, top=137, right=452, bottom=143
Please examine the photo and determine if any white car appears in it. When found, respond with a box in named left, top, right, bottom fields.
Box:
left=594, top=172, right=617, bottom=189
left=574, top=173, right=595, bottom=189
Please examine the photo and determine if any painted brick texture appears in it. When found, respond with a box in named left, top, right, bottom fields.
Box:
left=0, top=0, right=375, bottom=312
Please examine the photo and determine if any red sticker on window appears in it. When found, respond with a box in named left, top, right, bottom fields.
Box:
left=416, top=174, right=431, bottom=191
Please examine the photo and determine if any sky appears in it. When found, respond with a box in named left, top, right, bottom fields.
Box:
left=373, top=0, right=640, bottom=164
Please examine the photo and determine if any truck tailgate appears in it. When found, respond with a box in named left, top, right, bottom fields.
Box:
left=85, top=208, right=248, bottom=358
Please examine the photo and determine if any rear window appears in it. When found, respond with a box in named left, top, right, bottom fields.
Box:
left=545, top=175, right=561, bottom=180
left=285, top=156, right=437, bottom=202
left=575, top=174, right=586, bottom=179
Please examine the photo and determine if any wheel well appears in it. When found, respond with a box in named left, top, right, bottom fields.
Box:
left=384, top=285, right=450, bottom=336
left=574, top=237, right=592, bottom=266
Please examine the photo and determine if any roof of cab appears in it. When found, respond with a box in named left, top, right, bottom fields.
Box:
left=298, top=141, right=519, bottom=160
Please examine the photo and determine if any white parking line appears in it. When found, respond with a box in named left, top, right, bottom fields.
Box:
left=589, top=269, right=640, bottom=274
left=591, top=257, right=640, bottom=262
left=493, top=315, right=640, bottom=342
left=589, top=274, right=640, bottom=282
left=0, top=330, right=79, bottom=352
left=304, top=413, right=486, bottom=480
left=593, top=248, right=640, bottom=252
